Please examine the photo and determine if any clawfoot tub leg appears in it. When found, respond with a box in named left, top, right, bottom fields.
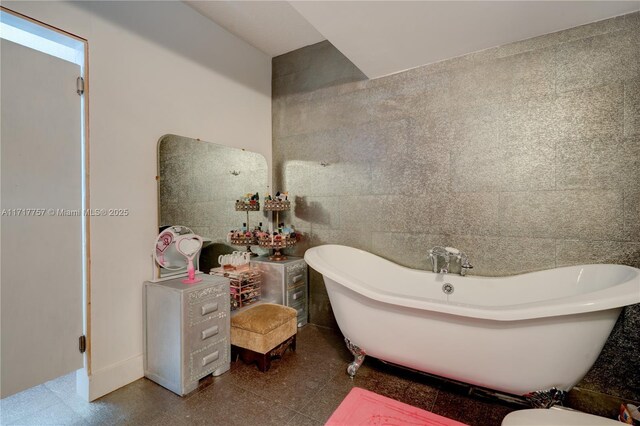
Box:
left=523, top=388, right=567, bottom=408
left=345, top=338, right=366, bottom=378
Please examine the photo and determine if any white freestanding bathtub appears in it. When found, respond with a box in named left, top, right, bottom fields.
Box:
left=304, top=245, right=640, bottom=403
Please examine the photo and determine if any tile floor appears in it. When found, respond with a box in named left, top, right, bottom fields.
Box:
left=2, top=324, right=522, bottom=426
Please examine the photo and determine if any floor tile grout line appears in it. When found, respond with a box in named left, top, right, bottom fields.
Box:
left=225, top=359, right=339, bottom=417
left=285, top=410, right=319, bottom=426
left=285, top=359, right=355, bottom=423
left=430, top=389, right=442, bottom=412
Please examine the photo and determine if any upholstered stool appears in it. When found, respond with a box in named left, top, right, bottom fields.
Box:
left=230, top=303, right=297, bottom=372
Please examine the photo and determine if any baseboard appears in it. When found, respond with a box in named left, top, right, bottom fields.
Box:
left=83, top=354, right=144, bottom=401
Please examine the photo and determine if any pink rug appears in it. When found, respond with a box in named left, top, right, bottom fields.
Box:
left=325, top=387, right=469, bottom=426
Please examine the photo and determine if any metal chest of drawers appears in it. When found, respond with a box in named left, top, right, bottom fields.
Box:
left=250, top=256, right=308, bottom=327
left=144, top=274, right=230, bottom=396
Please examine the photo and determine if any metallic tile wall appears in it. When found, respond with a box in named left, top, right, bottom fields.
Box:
left=273, top=14, right=640, bottom=403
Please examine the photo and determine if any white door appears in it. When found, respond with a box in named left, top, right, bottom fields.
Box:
left=1, top=38, right=83, bottom=398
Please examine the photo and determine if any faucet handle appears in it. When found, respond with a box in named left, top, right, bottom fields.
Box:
left=460, top=259, right=473, bottom=276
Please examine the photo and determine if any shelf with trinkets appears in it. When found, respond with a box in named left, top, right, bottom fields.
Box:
left=229, top=192, right=261, bottom=251
left=259, top=191, right=298, bottom=261
left=210, top=264, right=262, bottom=311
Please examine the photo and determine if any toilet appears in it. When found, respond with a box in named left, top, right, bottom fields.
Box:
left=502, top=408, right=621, bottom=425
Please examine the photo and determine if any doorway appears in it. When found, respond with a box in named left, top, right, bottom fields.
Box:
left=0, top=7, right=90, bottom=405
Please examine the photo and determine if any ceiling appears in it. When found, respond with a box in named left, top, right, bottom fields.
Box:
left=187, top=1, right=640, bottom=79
left=184, top=1, right=324, bottom=57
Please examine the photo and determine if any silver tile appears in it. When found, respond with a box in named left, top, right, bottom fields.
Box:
left=495, top=14, right=630, bottom=58
left=447, top=235, right=556, bottom=276
left=290, top=195, right=341, bottom=230
left=500, top=95, right=562, bottom=146
left=500, top=84, right=624, bottom=147
left=556, top=135, right=640, bottom=190
left=307, top=292, right=339, bottom=329
left=556, top=190, right=626, bottom=240
left=371, top=232, right=446, bottom=270
left=281, top=160, right=371, bottom=197
left=373, top=150, right=451, bottom=196
left=338, top=119, right=410, bottom=164
left=555, top=83, right=625, bottom=140
left=556, top=29, right=640, bottom=93
left=308, top=228, right=373, bottom=253
left=272, top=41, right=366, bottom=93
left=407, top=112, right=455, bottom=155
left=339, top=195, right=413, bottom=233
left=372, top=70, right=451, bottom=117
left=556, top=239, right=640, bottom=268
left=451, top=142, right=555, bottom=192
left=500, top=190, right=625, bottom=240
left=624, top=191, right=640, bottom=241
left=625, top=80, right=640, bottom=137
left=449, top=47, right=556, bottom=105
left=414, top=192, right=502, bottom=236
left=274, top=130, right=342, bottom=166
left=625, top=11, right=640, bottom=29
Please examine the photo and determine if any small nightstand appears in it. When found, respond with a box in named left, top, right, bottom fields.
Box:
left=144, top=274, right=230, bottom=396
left=250, top=256, right=308, bottom=327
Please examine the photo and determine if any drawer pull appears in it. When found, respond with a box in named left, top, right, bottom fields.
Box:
left=201, top=325, right=219, bottom=340
left=292, top=274, right=304, bottom=283
left=202, top=351, right=219, bottom=367
left=201, top=302, right=218, bottom=316
left=292, top=291, right=304, bottom=300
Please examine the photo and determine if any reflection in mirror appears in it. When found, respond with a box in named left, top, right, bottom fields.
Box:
left=157, top=134, right=269, bottom=273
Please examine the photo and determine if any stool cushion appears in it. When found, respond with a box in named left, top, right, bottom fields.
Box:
left=231, top=304, right=297, bottom=354
left=231, top=303, right=296, bottom=334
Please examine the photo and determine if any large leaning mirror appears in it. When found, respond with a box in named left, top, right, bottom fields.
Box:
left=157, top=134, right=269, bottom=274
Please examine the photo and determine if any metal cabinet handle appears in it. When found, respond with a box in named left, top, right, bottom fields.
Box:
left=292, top=274, right=304, bottom=283
left=202, top=351, right=219, bottom=367
left=201, top=302, right=218, bottom=316
left=292, top=291, right=303, bottom=300
left=201, top=325, right=219, bottom=340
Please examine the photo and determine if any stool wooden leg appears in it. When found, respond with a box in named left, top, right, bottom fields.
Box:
left=231, top=345, right=239, bottom=362
left=290, top=334, right=296, bottom=352
left=233, top=334, right=297, bottom=372
left=258, top=353, right=272, bottom=372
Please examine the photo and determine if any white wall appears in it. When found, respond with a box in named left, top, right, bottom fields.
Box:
left=3, top=0, right=272, bottom=400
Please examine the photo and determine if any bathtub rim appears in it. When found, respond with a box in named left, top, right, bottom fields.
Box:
left=304, top=244, right=640, bottom=322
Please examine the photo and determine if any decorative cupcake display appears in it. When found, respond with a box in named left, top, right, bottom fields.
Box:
left=256, top=223, right=298, bottom=248
left=260, top=192, right=298, bottom=261
left=229, top=192, right=261, bottom=250
left=263, top=191, right=290, bottom=211
left=228, top=191, right=298, bottom=261
left=227, top=222, right=264, bottom=246
left=235, top=193, right=260, bottom=211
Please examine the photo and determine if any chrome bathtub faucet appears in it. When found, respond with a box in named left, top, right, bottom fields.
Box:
left=428, top=246, right=473, bottom=276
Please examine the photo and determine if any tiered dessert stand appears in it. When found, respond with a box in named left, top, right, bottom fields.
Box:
left=230, top=200, right=259, bottom=253
left=259, top=198, right=297, bottom=261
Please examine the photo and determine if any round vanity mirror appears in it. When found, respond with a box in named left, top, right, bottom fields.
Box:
left=154, top=225, right=195, bottom=274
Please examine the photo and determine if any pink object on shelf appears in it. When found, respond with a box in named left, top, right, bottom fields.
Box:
left=325, top=387, right=468, bottom=426
left=176, top=235, right=203, bottom=285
